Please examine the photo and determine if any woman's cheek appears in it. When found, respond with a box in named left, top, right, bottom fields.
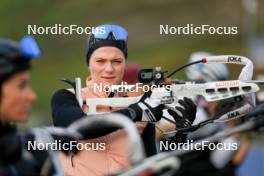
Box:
left=117, top=66, right=125, bottom=78
left=13, top=105, right=23, bottom=120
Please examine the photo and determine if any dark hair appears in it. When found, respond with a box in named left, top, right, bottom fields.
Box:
left=0, top=38, right=31, bottom=88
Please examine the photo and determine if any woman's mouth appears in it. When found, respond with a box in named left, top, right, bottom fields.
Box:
left=101, top=76, right=116, bottom=80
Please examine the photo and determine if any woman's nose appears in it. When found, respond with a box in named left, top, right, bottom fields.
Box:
left=27, top=87, right=37, bottom=103
left=105, top=62, right=114, bottom=73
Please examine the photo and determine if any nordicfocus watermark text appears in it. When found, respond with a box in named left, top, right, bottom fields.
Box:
left=27, top=140, right=106, bottom=151
left=27, top=24, right=105, bottom=35
left=160, top=24, right=238, bottom=35
left=93, top=82, right=172, bottom=93
left=160, top=140, right=238, bottom=151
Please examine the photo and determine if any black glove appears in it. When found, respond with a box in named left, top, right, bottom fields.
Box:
left=168, top=97, right=197, bottom=129
left=167, top=97, right=196, bottom=143
left=128, top=91, right=164, bottom=122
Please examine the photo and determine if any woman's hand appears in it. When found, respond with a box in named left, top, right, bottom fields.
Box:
left=128, top=90, right=164, bottom=122
left=167, top=97, right=197, bottom=129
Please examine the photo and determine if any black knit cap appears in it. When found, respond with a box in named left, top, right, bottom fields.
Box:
left=86, top=32, right=128, bottom=65
left=0, top=38, right=31, bottom=86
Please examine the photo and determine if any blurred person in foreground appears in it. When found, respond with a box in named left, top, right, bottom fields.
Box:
left=0, top=36, right=46, bottom=175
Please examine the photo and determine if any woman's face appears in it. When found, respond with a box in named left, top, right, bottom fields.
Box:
left=0, top=71, right=37, bottom=123
left=89, top=47, right=126, bottom=86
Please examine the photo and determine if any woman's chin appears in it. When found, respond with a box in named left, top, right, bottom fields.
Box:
left=103, top=80, right=118, bottom=86
left=5, top=115, right=28, bottom=123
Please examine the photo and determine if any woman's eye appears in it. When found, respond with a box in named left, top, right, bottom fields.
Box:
left=18, top=81, right=27, bottom=90
left=113, top=60, right=122, bottom=63
left=96, top=60, right=105, bottom=63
